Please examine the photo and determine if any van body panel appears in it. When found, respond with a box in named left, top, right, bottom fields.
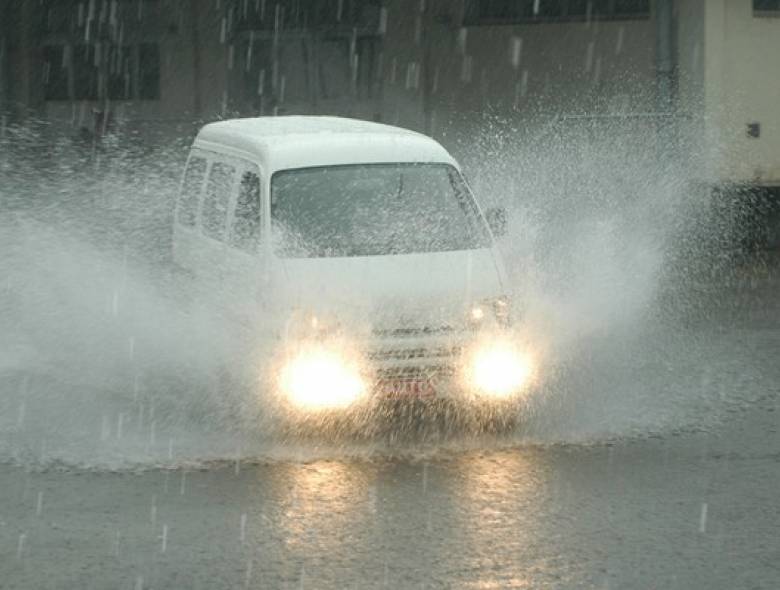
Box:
left=195, top=116, right=458, bottom=172
left=270, top=248, right=504, bottom=329
left=172, top=116, right=515, bottom=402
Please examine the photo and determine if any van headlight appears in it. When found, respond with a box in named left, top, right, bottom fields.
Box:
left=468, top=296, right=511, bottom=328
left=278, top=343, right=367, bottom=411
left=463, top=337, right=532, bottom=399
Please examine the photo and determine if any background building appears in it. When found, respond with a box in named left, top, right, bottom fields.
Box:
left=1, top=0, right=778, bottom=246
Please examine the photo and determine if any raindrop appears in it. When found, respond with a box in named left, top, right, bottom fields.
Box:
left=35, top=491, right=43, bottom=516
left=351, top=53, right=359, bottom=87
left=533, top=0, right=540, bottom=15
left=160, top=524, right=168, bottom=553
left=228, top=44, right=235, bottom=70
left=240, top=513, right=247, bottom=542
left=150, top=495, right=157, bottom=526
left=101, top=414, right=111, bottom=441
left=257, top=68, right=265, bottom=96
left=16, top=533, right=26, bottom=559
left=457, top=28, right=467, bottom=54
left=244, top=559, right=253, bottom=588
left=461, top=55, right=473, bottom=84
left=405, top=62, right=419, bottom=91
left=615, top=26, right=625, bottom=55
left=116, top=413, right=124, bottom=439
left=699, top=502, right=708, bottom=533
left=510, top=36, right=522, bottom=68
left=180, top=471, right=187, bottom=495
left=168, top=437, right=174, bottom=459
left=584, top=41, right=594, bottom=73
left=245, top=32, right=254, bottom=72
left=135, top=576, right=144, bottom=590
left=128, top=336, right=135, bottom=361
left=422, top=463, right=428, bottom=493
left=16, top=400, right=26, bottom=429
left=414, top=16, right=422, bottom=45
left=378, top=7, right=388, bottom=35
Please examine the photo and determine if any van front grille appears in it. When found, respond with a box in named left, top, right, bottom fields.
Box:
left=366, top=345, right=463, bottom=362
left=371, top=325, right=455, bottom=338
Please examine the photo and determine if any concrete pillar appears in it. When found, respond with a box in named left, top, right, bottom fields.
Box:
left=655, top=0, right=675, bottom=113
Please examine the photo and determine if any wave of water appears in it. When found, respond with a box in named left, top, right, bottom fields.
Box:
left=0, top=119, right=774, bottom=471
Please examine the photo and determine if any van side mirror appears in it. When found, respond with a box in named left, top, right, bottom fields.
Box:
left=485, top=207, right=507, bottom=238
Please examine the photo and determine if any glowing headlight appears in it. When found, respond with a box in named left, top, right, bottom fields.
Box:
left=278, top=345, right=366, bottom=411
left=470, top=306, right=486, bottom=321
left=468, top=296, right=511, bottom=328
left=465, top=339, right=532, bottom=399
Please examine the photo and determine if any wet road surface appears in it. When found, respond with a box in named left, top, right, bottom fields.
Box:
left=1, top=208, right=780, bottom=588
left=1, top=362, right=779, bottom=589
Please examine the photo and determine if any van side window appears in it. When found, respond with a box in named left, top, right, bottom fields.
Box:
left=202, top=162, right=236, bottom=241
left=178, top=156, right=207, bottom=227
left=230, top=170, right=262, bottom=252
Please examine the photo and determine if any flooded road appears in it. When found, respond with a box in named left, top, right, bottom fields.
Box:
left=2, top=390, right=779, bottom=589
left=2, top=273, right=779, bottom=589
left=2, top=164, right=780, bottom=589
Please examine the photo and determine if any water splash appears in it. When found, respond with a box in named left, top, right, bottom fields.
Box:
left=0, top=117, right=774, bottom=471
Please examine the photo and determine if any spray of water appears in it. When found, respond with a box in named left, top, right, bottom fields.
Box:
left=0, top=116, right=772, bottom=469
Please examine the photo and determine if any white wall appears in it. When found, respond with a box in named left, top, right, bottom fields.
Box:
left=699, top=0, right=780, bottom=185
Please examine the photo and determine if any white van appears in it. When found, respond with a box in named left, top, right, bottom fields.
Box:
left=173, top=116, right=532, bottom=418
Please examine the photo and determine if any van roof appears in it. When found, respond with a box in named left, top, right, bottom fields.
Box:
left=194, top=116, right=458, bottom=172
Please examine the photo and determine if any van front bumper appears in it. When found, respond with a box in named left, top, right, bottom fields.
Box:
left=273, top=328, right=534, bottom=415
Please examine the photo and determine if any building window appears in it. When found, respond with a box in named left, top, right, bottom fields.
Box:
left=234, top=0, right=382, bottom=32
left=42, top=45, right=70, bottom=100
left=107, top=46, right=133, bottom=100
left=40, top=0, right=161, bottom=101
left=240, top=34, right=378, bottom=111
left=42, top=42, right=160, bottom=101
left=754, top=0, right=780, bottom=14
left=138, top=43, right=160, bottom=99
left=73, top=44, right=99, bottom=100
left=464, top=0, right=650, bottom=24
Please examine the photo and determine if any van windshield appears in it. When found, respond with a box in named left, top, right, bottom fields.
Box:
left=270, top=163, right=491, bottom=258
